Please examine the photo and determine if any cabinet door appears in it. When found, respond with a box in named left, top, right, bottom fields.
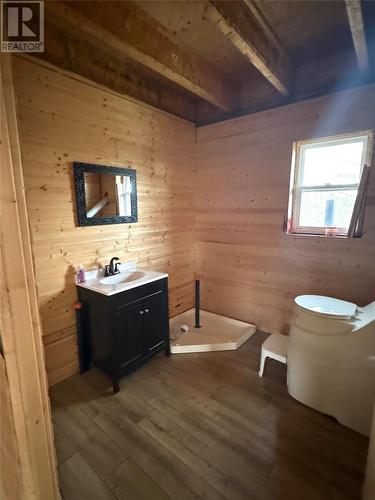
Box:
left=142, top=295, right=169, bottom=354
left=115, top=304, right=144, bottom=370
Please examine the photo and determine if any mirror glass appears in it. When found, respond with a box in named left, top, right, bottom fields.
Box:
left=84, top=172, right=132, bottom=218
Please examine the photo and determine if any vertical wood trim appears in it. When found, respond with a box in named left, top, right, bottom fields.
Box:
left=0, top=354, right=22, bottom=500
left=363, top=405, right=375, bottom=499
left=0, top=53, right=60, bottom=499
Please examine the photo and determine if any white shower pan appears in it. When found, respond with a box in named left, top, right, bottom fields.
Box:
left=169, top=309, right=256, bottom=354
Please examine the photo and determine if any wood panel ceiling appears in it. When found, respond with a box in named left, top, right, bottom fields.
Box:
left=35, top=0, right=375, bottom=125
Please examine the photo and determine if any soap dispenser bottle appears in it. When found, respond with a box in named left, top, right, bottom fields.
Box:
left=77, top=263, right=86, bottom=283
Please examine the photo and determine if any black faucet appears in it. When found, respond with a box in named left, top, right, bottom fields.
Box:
left=104, top=256, right=121, bottom=277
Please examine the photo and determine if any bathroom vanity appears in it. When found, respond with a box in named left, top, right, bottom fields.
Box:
left=76, top=268, right=169, bottom=393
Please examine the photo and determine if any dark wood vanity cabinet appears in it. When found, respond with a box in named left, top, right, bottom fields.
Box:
left=77, top=278, right=170, bottom=393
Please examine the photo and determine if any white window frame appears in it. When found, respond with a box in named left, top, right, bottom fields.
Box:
left=288, top=131, right=373, bottom=236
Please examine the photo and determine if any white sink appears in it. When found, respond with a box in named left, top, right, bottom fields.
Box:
left=100, top=271, right=145, bottom=285
left=76, top=266, right=168, bottom=296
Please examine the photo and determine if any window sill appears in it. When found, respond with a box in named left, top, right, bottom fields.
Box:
left=285, top=232, right=346, bottom=238
left=284, top=231, right=361, bottom=239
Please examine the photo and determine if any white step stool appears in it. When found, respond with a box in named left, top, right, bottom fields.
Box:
left=259, top=333, right=289, bottom=377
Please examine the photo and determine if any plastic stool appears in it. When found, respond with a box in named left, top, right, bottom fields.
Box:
left=259, top=334, right=288, bottom=377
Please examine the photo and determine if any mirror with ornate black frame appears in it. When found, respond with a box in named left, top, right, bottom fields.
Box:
left=74, top=162, right=138, bottom=226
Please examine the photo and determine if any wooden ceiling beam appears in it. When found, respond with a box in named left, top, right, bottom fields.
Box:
left=45, top=1, right=237, bottom=112
left=206, top=0, right=292, bottom=95
left=345, top=0, right=369, bottom=70
left=33, top=22, right=196, bottom=122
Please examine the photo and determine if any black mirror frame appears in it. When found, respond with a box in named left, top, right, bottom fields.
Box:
left=73, top=162, right=138, bottom=226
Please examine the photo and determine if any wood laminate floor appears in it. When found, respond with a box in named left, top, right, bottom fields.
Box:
left=51, top=332, right=369, bottom=500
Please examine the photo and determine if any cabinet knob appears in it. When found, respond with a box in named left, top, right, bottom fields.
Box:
left=145, top=308, right=149, bottom=314
left=139, top=310, right=144, bottom=315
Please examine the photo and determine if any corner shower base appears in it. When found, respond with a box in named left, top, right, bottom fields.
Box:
left=169, top=309, right=256, bottom=354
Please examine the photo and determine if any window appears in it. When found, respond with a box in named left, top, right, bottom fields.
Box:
left=287, top=131, right=373, bottom=236
left=115, top=175, right=132, bottom=216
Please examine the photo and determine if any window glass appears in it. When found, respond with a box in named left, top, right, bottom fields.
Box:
left=300, top=140, right=365, bottom=187
left=299, top=190, right=357, bottom=228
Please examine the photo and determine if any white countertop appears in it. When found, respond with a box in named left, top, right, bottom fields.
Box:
left=76, top=267, right=168, bottom=296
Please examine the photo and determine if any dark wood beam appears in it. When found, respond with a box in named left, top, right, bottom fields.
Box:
left=194, top=48, right=365, bottom=126
left=45, top=1, right=237, bottom=112
left=345, top=0, right=369, bottom=70
left=32, top=22, right=195, bottom=122
left=206, top=0, right=291, bottom=95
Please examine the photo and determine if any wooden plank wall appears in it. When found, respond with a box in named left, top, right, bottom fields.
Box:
left=13, top=55, right=375, bottom=385
left=13, top=57, right=196, bottom=386
left=196, top=84, right=375, bottom=335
